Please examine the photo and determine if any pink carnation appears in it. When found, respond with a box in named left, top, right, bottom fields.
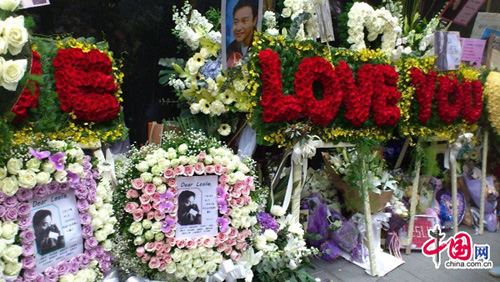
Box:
left=194, top=163, right=205, bottom=174
left=131, top=179, right=145, bottom=190
left=184, top=165, right=194, bottom=176
left=126, top=189, right=140, bottom=199
left=206, top=165, right=215, bottom=174
left=125, top=202, right=139, bottom=213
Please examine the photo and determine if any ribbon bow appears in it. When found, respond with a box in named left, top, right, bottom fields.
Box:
left=444, top=133, right=473, bottom=169
left=94, top=148, right=117, bottom=185
left=206, top=260, right=253, bottom=282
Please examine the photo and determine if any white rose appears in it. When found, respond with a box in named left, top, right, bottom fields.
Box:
left=1, top=222, right=18, bottom=241
left=17, top=170, right=36, bottom=189
left=3, top=16, right=28, bottom=55
left=6, top=158, right=22, bottom=175
left=175, top=264, right=187, bottom=279
left=151, top=165, right=162, bottom=176
left=171, top=249, right=182, bottom=262
left=254, top=235, right=268, bottom=250
left=2, top=262, right=21, bottom=279
left=157, top=159, right=170, bottom=171
left=156, top=184, right=167, bottom=194
left=41, top=161, right=55, bottom=173
left=47, top=140, right=66, bottom=151
left=26, top=158, right=41, bottom=172
left=145, top=155, right=157, bottom=167
left=186, top=268, right=199, bottom=281
left=1, top=59, right=27, bottom=91
left=187, top=156, right=197, bottom=165
left=0, top=239, right=6, bottom=257
left=238, top=164, right=250, bottom=174
left=67, top=163, right=84, bottom=177
left=140, top=172, right=153, bottom=183
left=133, top=236, right=145, bottom=246
left=226, top=162, right=236, bottom=172
left=94, top=230, right=107, bottom=242
left=136, top=161, right=149, bottom=172
left=270, top=205, right=286, bottom=217
left=36, top=172, right=52, bottom=184
left=204, top=155, right=213, bottom=165
left=0, top=166, right=6, bottom=179
left=206, top=262, right=218, bottom=274
left=178, top=144, right=188, bottom=155
left=282, top=7, right=292, bottom=17
left=0, top=0, right=20, bottom=11
left=59, top=273, right=75, bottom=282
left=178, top=156, right=188, bottom=165
left=54, top=170, right=68, bottom=183
left=263, top=229, right=278, bottom=242
left=151, top=222, right=162, bottom=233
left=190, top=103, right=201, bottom=114
left=165, top=262, right=176, bottom=274
left=288, top=223, right=304, bottom=236
left=152, top=176, right=163, bottom=186
left=170, top=159, right=180, bottom=167
left=2, top=245, right=22, bottom=263
left=166, top=148, right=177, bottom=160
left=129, top=222, right=143, bottom=236
left=1, top=177, right=18, bottom=196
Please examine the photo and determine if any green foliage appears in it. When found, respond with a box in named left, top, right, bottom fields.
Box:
left=205, top=7, right=221, bottom=31
left=421, top=142, right=440, bottom=177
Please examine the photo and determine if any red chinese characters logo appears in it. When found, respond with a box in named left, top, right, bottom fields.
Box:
left=422, top=225, right=472, bottom=269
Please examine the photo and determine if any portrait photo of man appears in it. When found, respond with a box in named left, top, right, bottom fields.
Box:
left=33, top=209, right=65, bottom=256
left=177, top=190, right=202, bottom=225
left=222, top=0, right=262, bottom=69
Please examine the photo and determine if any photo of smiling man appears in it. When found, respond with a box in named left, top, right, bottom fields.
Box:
left=222, top=0, right=262, bottom=69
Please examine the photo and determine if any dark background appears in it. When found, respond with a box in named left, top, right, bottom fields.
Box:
left=20, top=0, right=499, bottom=144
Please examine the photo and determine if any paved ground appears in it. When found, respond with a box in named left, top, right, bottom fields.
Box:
left=309, top=225, right=500, bottom=282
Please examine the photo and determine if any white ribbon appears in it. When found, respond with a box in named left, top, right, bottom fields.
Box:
left=206, top=260, right=253, bottom=282
left=444, top=133, right=473, bottom=169
left=94, top=148, right=117, bottom=185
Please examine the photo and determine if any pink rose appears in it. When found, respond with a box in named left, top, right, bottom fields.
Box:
left=224, top=245, right=233, bottom=256
left=136, top=247, right=145, bottom=257
left=148, top=257, right=161, bottom=269
left=235, top=197, right=244, bottom=206
left=214, top=238, right=221, bottom=246
left=243, top=196, right=251, bottom=204
left=214, top=164, right=224, bottom=175
left=230, top=250, right=241, bottom=261
left=125, top=202, right=139, bottom=213
left=219, top=174, right=229, bottom=184
left=203, top=237, right=215, bottom=248
left=236, top=233, right=245, bottom=241
left=227, top=239, right=236, bottom=246
left=147, top=211, right=155, bottom=220
left=131, top=179, right=145, bottom=190
left=167, top=179, right=177, bottom=188
left=159, top=261, right=167, bottom=272
left=230, top=190, right=241, bottom=198
left=194, top=163, right=205, bottom=174
left=217, top=243, right=227, bottom=253
left=142, top=184, right=156, bottom=195
left=126, top=189, right=140, bottom=199
left=245, top=176, right=254, bottom=186
left=141, top=255, right=150, bottom=263
left=139, top=194, right=151, bottom=204
left=236, top=241, right=247, bottom=250
left=242, top=187, right=250, bottom=196
left=167, top=238, right=176, bottom=246
left=230, top=199, right=238, bottom=207
left=184, top=165, right=194, bottom=176
left=186, top=239, right=196, bottom=249
left=145, top=242, right=156, bottom=251
left=198, top=151, right=207, bottom=161
left=133, top=209, right=144, bottom=221
left=152, top=201, right=160, bottom=210
left=164, top=244, right=172, bottom=254
left=141, top=203, right=152, bottom=213
left=166, top=230, right=175, bottom=238
left=168, top=188, right=178, bottom=195
left=163, top=254, right=172, bottom=264
left=229, top=228, right=238, bottom=238
left=174, top=165, right=185, bottom=175
left=163, top=169, right=175, bottom=179
left=217, top=232, right=228, bottom=242
left=205, top=165, right=215, bottom=174
left=154, top=210, right=165, bottom=221
left=155, top=242, right=164, bottom=250
left=176, top=239, right=186, bottom=248
left=152, top=192, right=161, bottom=201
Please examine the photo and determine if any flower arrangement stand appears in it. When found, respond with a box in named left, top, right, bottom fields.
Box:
left=479, top=131, right=489, bottom=235
left=405, top=144, right=422, bottom=255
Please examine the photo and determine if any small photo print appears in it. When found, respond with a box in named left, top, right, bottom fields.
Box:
left=32, top=207, right=65, bottom=256
left=177, top=190, right=202, bottom=226
left=20, top=0, right=50, bottom=9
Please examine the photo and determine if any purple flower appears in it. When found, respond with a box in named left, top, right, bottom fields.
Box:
left=22, top=244, right=35, bottom=256
left=82, top=225, right=94, bottom=239
left=0, top=191, right=6, bottom=202
left=159, top=201, right=174, bottom=212
left=20, top=230, right=35, bottom=244
left=92, top=170, right=100, bottom=180
left=48, top=182, right=59, bottom=194
left=96, top=245, right=104, bottom=256
left=69, top=258, right=80, bottom=274
left=217, top=217, right=229, bottom=233
left=4, top=196, right=18, bottom=208
left=18, top=202, right=31, bottom=217
left=161, top=217, right=176, bottom=233
left=87, top=189, right=97, bottom=203
left=4, top=207, right=18, bottom=221
left=29, top=147, right=50, bottom=159
left=319, top=240, right=342, bottom=261
left=217, top=198, right=227, bottom=214
left=23, top=268, right=38, bottom=281
left=160, top=191, right=174, bottom=201
left=58, top=182, right=70, bottom=192
left=34, top=185, right=49, bottom=200
left=55, top=261, right=70, bottom=276
left=18, top=216, right=31, bottom=230
left=17, top=188, right=34, bottom=202
left=85, top=171, right=94, bottom=180
left=88, top=248, right=98, bottom=259
left=79, top=213, right=91, bottom=225
left=66, top=170, right=79, bottom=185
left=84, top=237, right=98, bottom=250
left=75, top=186, right=88, bottom=200
left=49, top=152, right=66, bottom=171
left=22, top=256, right=36, bottom=269
left=257, top=212, right=279, bottom=233
left=200, top=58, right=221, bottom=80
left=0, top=206, right=5, bottom=218
left=101, top=260, right=111, bottom=272
left=77, top=253, right=91, bottom=268
left=77, top=199, right=89, bottom=212
left=216, top=187, right=226, bottom=198
left=44, top=267, right=59, bottom=282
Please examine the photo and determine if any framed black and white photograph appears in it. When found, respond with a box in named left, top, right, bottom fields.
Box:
left=222, top=0, right=263, bottom=69
left=177, top=189, right=202, bottom=226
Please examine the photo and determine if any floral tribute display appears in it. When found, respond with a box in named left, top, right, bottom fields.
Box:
left=8, top=37, right=127, bottom=147
left=0, top=140, right=116, bottom=281
left=11, top=51, right=42, bottom=123
left=113, top=130, right=265, bottom=281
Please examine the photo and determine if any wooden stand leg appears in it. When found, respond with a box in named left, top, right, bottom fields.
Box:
left=451, top=156, right=458, bottom=235
left=406, top=156, right=421, bottom=255
left=480, top=131, right=489, bottom=235
left=291, top=160, right=303, bottom=223
left=362, top=158, right=378, bottom=276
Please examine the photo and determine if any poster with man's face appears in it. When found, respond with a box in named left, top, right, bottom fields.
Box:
left=222, top=0, right=263, bottom=69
